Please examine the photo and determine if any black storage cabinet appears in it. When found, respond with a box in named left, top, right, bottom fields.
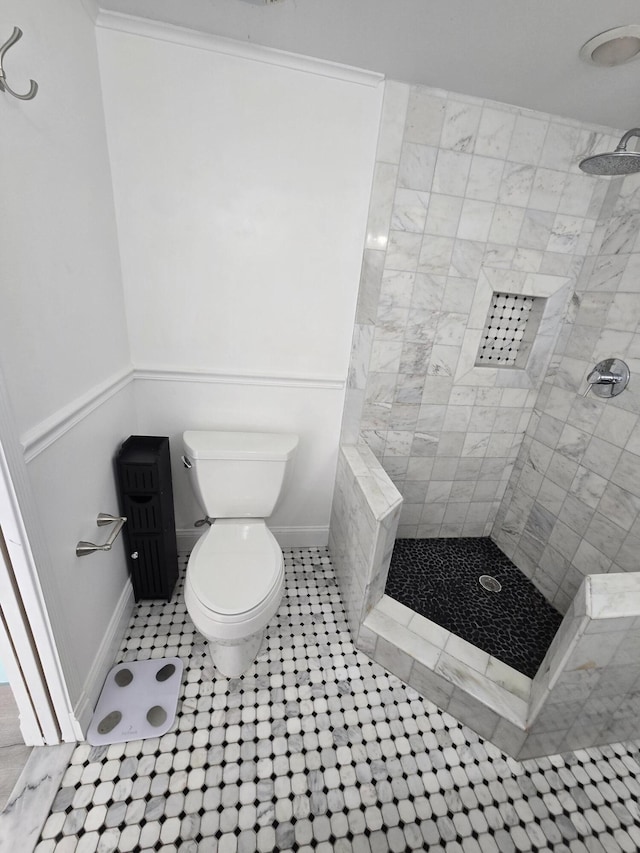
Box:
left=116, top=436, right=178, bottom=602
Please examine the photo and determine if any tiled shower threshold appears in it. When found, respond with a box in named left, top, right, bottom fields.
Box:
left=334, top=444, right=640, bottom=758
left=363, top=594, right=531, bottom=751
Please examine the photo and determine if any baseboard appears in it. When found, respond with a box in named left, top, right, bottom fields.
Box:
left=176, top=526, right=329, bottom=554
left=73, top=579, right=135, bottom=736
left=272, top=527, right=329, bottom=548
left=176, top=529, right=201, bottom=556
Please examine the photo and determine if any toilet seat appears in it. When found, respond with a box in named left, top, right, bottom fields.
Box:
left=187, top=519, right=283, bottom=618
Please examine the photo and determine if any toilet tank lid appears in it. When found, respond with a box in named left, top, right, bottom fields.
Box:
left=183, top=430, right=298, bottom=461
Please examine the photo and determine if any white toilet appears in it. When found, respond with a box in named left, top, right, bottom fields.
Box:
left=182, top=429, right=298, bottom=678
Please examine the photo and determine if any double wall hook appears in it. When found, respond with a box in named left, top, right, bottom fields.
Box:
left=0, top=27, right=38, bottom=101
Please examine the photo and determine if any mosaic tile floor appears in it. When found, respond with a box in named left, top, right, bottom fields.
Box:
left=386, top=538, right=563, bottom=679
left=34, top=548, right=640, bottom=852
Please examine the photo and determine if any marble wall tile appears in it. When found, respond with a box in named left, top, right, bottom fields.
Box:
left=507, top=115, right=548, bottom=165
left=556, top=424, right=590, bottom=463
left=566, top=395, right=602, bottom=433
left=432, top=150, right=472, bottom=197
left=559, top=173, right=596, bottom=218
left=475, top=107, right=516, bottom=159
left=570, top=466, right=608, bottom=509
left=404, top=86, right=445, bottom=147
left=539, top=122, right=579, bottom=172
left=619, top=252, right=640, bottom=291
left=520, top=210, right=556, bottom=250
left=610, top=450, right=640, bottom=498
left=489, top=204, right=526, bottom=246
left=467, top=156, right=505, bottom=203
left=547, top=520, right=581, bottom=562
left=374, top=636, right=413, bottom=682
left=391, top=189, right=430, bottom=233
left=564, top=324, right=601, bottom=360
left=329, top=445, right=401, bottom=632
left=558, top=494, right=593, bottom=538
left=424, top=193, right=463, bottom=237
left=601, top=213, right=640, bottom=256
left=581, top=436, right=622, bottom=480
left=547, top=453, right=576, bottom=493
left=594, top=404, right=637, bottom=447
left=417, top=235, right=455, bottom=275
left=377, top=81, right=410, bottom=164
left=536, top=479, right=566, bottom=515
left=400, top=342, right=432, bottom=374
left=348, top=325, right=375, bottom=391
left=457, top=199, right=495, bottom=242
left=548, top=214, right=585, bottom=254
left=370, top=340, right=403, bottom=374
left=340, top=76, right=640, bottom=601
left=398, top=143, right=438, bottom=192
left=573, top=540, right=611, bottom=575
left=356, top=250, right=384, bottom=325
left=588, top=254, right=628, bottom=292
left=365, top=163, right=398, bottom=251
left=498, top=163, right=535, bottom=207
left=599, top=482, right=640, bottom=532
left=386, top=231, right=422, bottom=271
left=394, top=376, right=424, bottom=405
left=440, top=99, right=482, bottom=152
left=575, top=291, right=615, bottom=327
left=530, top=168, right=566, bottom=213
left=449, top=239, right=485, bottom=279
left=409, top=660, right=454, bottom=710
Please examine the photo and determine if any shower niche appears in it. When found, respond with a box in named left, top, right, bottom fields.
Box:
left=475, top=291, right=546, bottom=370
left=454, top=269, right=572, bottom=390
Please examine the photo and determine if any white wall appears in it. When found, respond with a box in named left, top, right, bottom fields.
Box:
left=0, top=0, right=135, bottom=730
left=0, top=3, right=382, bottom=737
left=98, top=16, right=384, bottom=541
left=1, top=2, right=130, bottom=433
left=134, top=375, right=346, bottom=543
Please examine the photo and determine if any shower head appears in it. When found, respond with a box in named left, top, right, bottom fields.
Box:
left=579, top=128, right=640, bottom=175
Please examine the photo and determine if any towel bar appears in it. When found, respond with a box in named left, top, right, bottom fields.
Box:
left=76, top=513, right=127, bottom=557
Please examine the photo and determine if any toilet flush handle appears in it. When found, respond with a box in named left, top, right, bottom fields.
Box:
left=181, top=455, right=192, bottom=469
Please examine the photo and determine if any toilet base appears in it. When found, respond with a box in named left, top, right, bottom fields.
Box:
left=208, top=629, right=265, bottom=678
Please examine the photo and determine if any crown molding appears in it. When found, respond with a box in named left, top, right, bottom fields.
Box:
left=96, top=10, right=384, bottom=89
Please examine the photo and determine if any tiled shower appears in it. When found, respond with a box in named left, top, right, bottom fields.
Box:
left=329, top=79, right=640, bottom=756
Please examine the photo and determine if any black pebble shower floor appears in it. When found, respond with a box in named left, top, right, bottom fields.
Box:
left=385, top=537, right=563, bottom=679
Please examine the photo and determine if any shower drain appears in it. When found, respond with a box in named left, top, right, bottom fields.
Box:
left=479, top=574, right=502, bottom=592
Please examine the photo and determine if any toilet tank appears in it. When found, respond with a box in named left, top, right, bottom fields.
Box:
left=183, top=430, right=298, bottom=518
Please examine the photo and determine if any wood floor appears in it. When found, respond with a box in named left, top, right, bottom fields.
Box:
left=0, top=684, right=31, bottom=812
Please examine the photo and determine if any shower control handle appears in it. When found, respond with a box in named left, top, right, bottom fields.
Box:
left=583, top=358, right=630, bottom=398
left=586, top=368, right=620, bottom=385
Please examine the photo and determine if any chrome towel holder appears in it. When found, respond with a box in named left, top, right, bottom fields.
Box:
left=76, top=514, right=127, bottom=557
left=0, top=27, right=38, bottom=101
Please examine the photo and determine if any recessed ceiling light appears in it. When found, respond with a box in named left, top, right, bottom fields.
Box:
left=580, top=25, right=640, bottom=66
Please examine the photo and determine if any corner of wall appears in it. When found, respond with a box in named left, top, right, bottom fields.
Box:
left=73, top=578, right=135, bottom=736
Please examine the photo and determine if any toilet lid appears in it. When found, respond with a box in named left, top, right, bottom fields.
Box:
left=188, top=521, right=282, bottom=616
